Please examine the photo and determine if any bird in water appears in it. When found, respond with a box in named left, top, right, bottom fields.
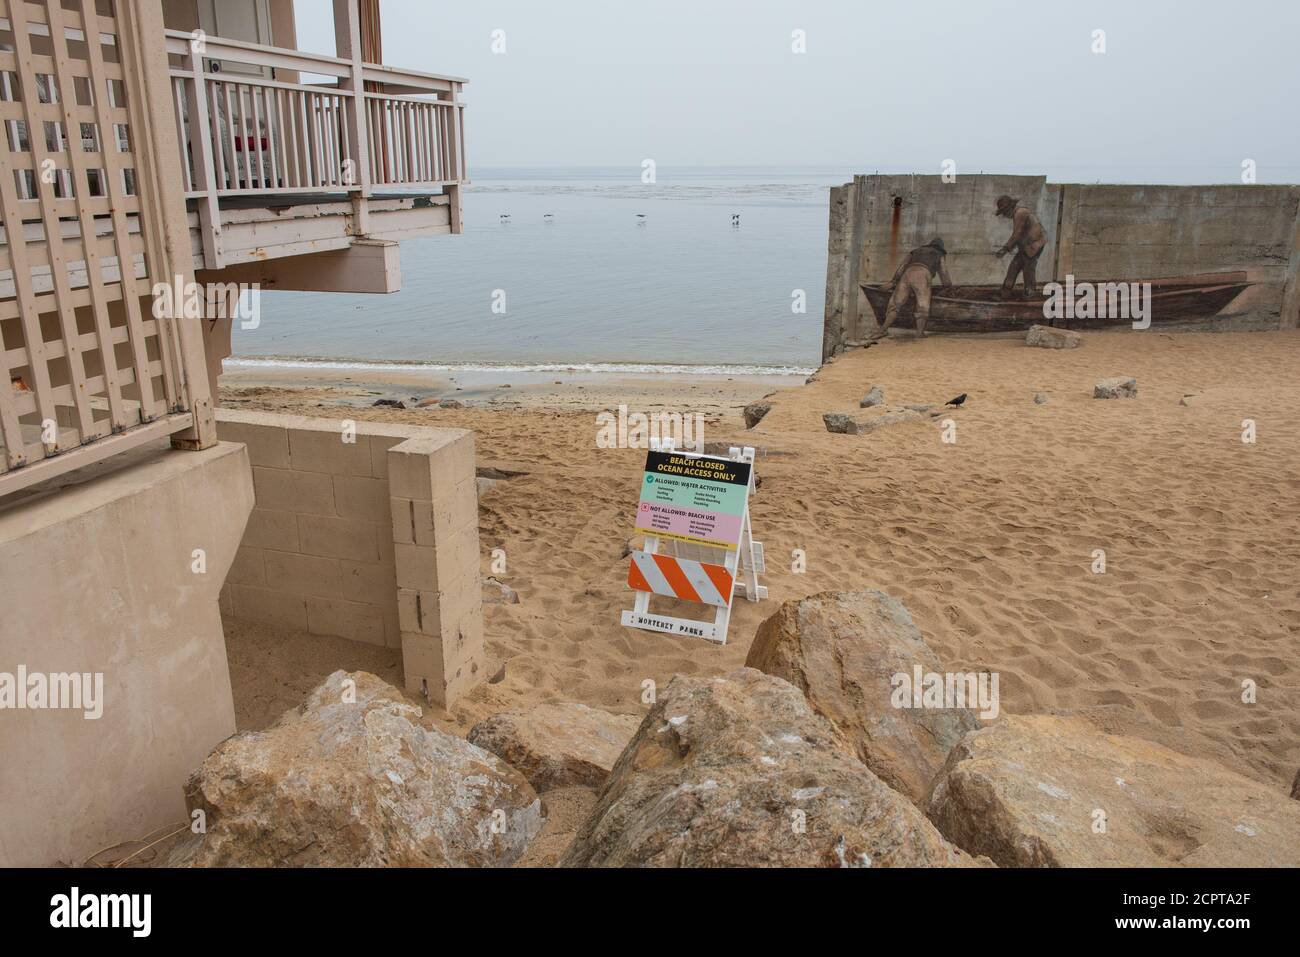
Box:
left=945, top=394, right=968, bottom=408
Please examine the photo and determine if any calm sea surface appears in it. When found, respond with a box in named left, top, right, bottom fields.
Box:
left=229, top=166, right=853, bottom=375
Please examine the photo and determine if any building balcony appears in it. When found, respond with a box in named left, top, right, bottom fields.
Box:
left=164, top=25, right=467, bottom=287
left=0, top=0, right=467, bottom=496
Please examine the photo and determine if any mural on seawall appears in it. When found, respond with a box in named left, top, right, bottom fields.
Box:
left=823, top=174, right=1300, bottom=356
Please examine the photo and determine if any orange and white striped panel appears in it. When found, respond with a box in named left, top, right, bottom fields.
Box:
left=627, top=551, right=735, bottom=608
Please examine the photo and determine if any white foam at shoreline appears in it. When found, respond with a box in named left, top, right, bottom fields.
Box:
left=226, top=357, right=815, bottom=378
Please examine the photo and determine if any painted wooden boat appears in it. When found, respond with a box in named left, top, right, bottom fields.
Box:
left=859, top=272, right=1251, bottom=333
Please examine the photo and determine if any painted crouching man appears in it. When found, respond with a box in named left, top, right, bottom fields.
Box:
left=994, top=195, right=1048, bottom=298
left=873, top=237, right=953, bottom=339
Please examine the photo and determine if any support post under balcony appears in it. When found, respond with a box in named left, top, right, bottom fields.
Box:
left=334, top=0, right=372, bottom=235
left=443, top=81, right=463, bottom=234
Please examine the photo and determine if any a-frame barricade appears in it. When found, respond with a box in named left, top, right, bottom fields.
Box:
left=621, top=438, right=766, bottom=644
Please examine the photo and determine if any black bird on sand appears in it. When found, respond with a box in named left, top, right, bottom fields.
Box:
left=945, top=393, right=968, bottom=407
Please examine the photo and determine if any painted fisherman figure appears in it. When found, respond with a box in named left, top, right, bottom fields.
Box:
left=994, top=195, right=1048, bottom=298
left=873, top=237, right=953, bottom=339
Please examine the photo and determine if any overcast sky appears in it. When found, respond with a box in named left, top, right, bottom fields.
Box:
left=294, top=0, right=1300, bottom=180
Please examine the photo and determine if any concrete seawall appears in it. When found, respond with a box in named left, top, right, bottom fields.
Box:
left=823, top=174, right=1300, bottom=360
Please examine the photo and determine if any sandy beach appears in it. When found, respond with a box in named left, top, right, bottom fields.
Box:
left=218, top=328, right=1300, bottom=812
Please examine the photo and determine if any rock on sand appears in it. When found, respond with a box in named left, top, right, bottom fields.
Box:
left=823, top=407, right=925, bottom=435
left=859, top=386, right=885, bottom=408
left=468, top=702, right=642, bottom=791
left=925, top=714, right=1300, bottom=867
left=170, top=671, right=543, bottom=867
left=747, top=591, right=980, bottom=804
left=483, top=576, right=520, bottom=604
left=1026, top=325, right=1083, bottom=349
left=743, top=401, right=772, bottom=429
left=1094, top=376, right=1138, bottom=399
left=560, top=668, right=975, bottom=867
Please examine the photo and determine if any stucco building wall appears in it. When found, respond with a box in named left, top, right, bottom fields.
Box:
left=0, top=441, right=253, bottom=867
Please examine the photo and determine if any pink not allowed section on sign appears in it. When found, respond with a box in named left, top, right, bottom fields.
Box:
left=635, top=502, right=743, bottom=550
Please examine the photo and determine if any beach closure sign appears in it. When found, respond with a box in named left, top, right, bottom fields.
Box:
left=635, top=450, right=751, bottom=551
left=623, top=442, right=767, bottom=645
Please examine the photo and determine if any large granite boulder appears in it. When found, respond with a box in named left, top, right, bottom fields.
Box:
left=823, top=407, right=924, bottom=435
left=925, top=714, right=1300, bottom=867
left=469, top=703, right=642, bottom=791
left=1026, top=324, right=1082, bottom=349
left=560, top=669, right=975, bottom=867
left=746, top=591, right=981, bottom=803
left=171, top=671, right=543, bottom=867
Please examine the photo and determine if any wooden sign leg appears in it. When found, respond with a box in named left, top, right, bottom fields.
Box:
left=734, top=507, right=768, bottom=602
left=709, top=528, right=743, bottom=645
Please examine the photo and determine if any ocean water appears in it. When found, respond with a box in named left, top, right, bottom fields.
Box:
left=229, top=166, right=852, bottom=375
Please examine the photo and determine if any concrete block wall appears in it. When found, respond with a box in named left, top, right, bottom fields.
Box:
left=823, top=174, right=1300, bottom=359
left=216, top=410, right=403, bottom=646
left=387, top=432, right=486, bottom=708
left=215, top=410, right=485, bottom=707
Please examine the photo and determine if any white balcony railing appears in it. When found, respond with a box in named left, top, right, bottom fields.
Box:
left=164, top=30, right=466, bottom=258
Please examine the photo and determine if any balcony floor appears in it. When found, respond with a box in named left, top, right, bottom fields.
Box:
left=187, top=191, right=454, bottom=273
left=187, top=190, right=444, bottom=213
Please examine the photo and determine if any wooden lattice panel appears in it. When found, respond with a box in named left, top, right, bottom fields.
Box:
left=0, top=0, right=191, bottom=487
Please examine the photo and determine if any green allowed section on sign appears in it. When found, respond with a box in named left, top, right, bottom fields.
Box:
left=639, top=469, right=749, bottom=516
